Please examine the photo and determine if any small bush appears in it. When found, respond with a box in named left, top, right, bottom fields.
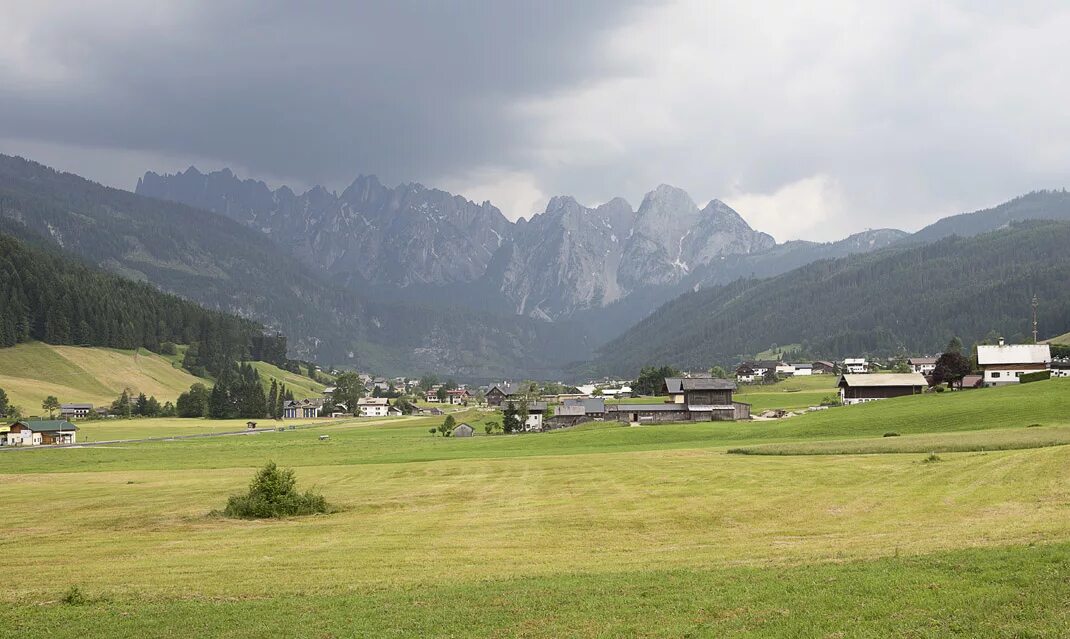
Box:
left=1026, top=423, right=1042, bottom=428
left=934, top=386, right=946, bottom=393
left=62, top=585, right=90, bottom=606
left=922, top=452, right=942, bottom=464
left=223, top=462, right=329, bottom=519
left=883, top=432, right=900, bottom=437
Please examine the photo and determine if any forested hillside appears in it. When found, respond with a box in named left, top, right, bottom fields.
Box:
left=0, top=233, right=258, bottom=370
left=0, top=155, right=591, bottom=378
left=908, top=190, right=1070, bottom=243
left=581, top=220, right=1070, bottom=375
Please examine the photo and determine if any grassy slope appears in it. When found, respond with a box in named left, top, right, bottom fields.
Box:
left=0, top=342, right=204, bottom=409
left=2, top=381, right=1069, bottom=636
left=1043, top=329, right=1070, bottom=344
left=735, top=374, right=839, bottom=411
left=248, top=361, right=326, bottom=400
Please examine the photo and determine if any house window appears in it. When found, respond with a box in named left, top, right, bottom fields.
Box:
left=991, top=372, right=1000, bottom=378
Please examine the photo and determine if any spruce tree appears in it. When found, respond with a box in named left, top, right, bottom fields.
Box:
left=267, top=380, right=278, bottom=419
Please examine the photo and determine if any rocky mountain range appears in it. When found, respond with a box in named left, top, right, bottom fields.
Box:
left=136, top=169, right=899, bottom=327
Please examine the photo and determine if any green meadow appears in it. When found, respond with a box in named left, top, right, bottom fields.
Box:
left=1, top=380, right=1069, bottom=637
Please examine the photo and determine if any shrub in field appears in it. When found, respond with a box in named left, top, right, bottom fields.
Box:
left=883, top=432, right=900, bottom=437
left=922, top=452, right=942, bottom=463
left=223, top=462, right=328, bottom=519
left=62, top=586, right=89, bottom=605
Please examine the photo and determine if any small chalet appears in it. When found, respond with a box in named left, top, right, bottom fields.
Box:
left=792, top=363, right=813, bottom=376
left=735, top=365, right=756, bottom=383
left=485, top=382, right=523, bottom=407
left=283, top=399, right=323, bottom=419
left=560, top=397, right=606, bottom=418
left=907, top=357, right=939, bottom=375
left=446, top=388, right=470, bottom=405
left=59, top=403, right=93, bottom=419
left=843, top=358, right=868, bottom=374
left=609, top=377, right=750, bottom=423
left=976, top=339, right=1051, bottom=386
left=837, top=373, right=927, bottom=405
left=812, top=361, right=836, bottom=375
left=452, top=423, right=475, bottom=437
left=1051, top=361, right=1070, bottom=379
left=356, top=397, right=390, bottom=417
left=424, top=385, right=444, bottom=402
left=524, top=402, right=548, bottom=431
left=1, top=420, right=79, bottom=446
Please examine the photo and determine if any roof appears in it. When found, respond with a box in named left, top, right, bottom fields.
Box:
left=976, top=344, right=1051, bottom=366
left=794, top=363, right=812, bottom=369
left=528, top=401, right=548, bottom=412
left=357, top=397, right=389, bottom=405
left=663, top=378, right=684, bottom=394
left=907, top=357, right=939, bottom=365
left=60, top=403, right=93, bottom=409
left=14, top=420, right=79, bottom=432
left=488, top=382, right=523, bottom=396
left=680, top=378, right=737, bottom=391
left=453, top=423, right=473, bottom=430
left=813, top=360, right=836, bottom=368
left=843, top=358, right=867, bottom=365
left=564, top=397, right=606, bottom=413
left=607, top=404, right=689, bottom=412
left=959, top=374, right=984, bottom=387
left=838, top=373, right=927, bottom=387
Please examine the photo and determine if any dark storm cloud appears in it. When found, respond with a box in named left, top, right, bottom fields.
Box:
left=0, top=1, right=643, bottom=188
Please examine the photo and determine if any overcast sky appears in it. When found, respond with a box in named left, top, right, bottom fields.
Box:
left=3, top=1, right=1070, bottom=241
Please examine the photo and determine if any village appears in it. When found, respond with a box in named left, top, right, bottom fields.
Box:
left=3, top=336, right=1065, bottom=447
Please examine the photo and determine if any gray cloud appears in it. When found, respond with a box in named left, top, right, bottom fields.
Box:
left=3, top=1, right=1070, bottom=240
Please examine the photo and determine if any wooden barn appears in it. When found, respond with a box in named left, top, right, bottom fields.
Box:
left=837, top=373, right=927, bottom=405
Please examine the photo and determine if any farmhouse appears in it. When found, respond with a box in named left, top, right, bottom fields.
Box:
left=282, top=399, right=323, bottom=419
left=907, top=357, right=939, bottom=375
left=976, top=340, right=1051, bottom=386
left=792, top=363, right=813, bottom=376
left=445, top=388, right=470, bottom=405
left=812, top=361, right=836, bottom=374
left=452, top=423, right=474, bottom=437
left=525, top=402, right=548, bottom=431
left=609, top=377, right=750, bottom=423
left=837, top=373, right=927, bottom=405
left=1051, top=361, right=1070, bottom=379
left=357, top=397, right=390, bottom=417
left=735, top=365, right=756, bottom=383
left=485, top=382, right=523, bottom=407
left=1, top=420, right=79, bottom=446
left=775, top=362, right=796, bottom=376
left=843, top=358, right=868, bottom=374
left=59, top=403, right=93, bottom=419
left=424, top=385, right=443, bottom=402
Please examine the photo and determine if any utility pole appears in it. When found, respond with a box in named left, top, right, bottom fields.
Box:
left=1032, top=294, right=1039, bottom=344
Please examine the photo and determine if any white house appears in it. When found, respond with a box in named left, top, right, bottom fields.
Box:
left=775, top=363, right=796, bottom=376
left=357, top=397, right=390, bottom=417
left=59, top=403, right=93, bottom=419
left=907, top=357, right=939, bottom=375
left=792, top=363, right=813, bottom=376
left=976, top=340, right=1051, bottom=386
left=843, top=358, right=868, bottom=374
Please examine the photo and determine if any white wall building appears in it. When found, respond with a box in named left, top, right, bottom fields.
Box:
left=843, top=358, right=868, bottom=374
left=357, top=397, right=390, bottom=417
left=977, top=341, right=1051, bottom=386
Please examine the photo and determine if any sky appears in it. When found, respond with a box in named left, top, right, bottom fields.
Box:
left=2, top=1, right=1070, bottom=241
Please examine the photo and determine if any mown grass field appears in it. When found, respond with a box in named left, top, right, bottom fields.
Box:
left=735, top=374, right=839, bottom=411
left=0, top=341, right=204, bottom=409
left=1, top=380, right=1069, bottom=637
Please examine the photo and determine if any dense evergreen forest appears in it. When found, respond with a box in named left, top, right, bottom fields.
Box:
left=0, top=232, right=266, bottom=376
left=582, top=220, right=1070, bottom=376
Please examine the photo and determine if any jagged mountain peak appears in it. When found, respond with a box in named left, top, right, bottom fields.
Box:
left=639, top=184, right=698, bottom=213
